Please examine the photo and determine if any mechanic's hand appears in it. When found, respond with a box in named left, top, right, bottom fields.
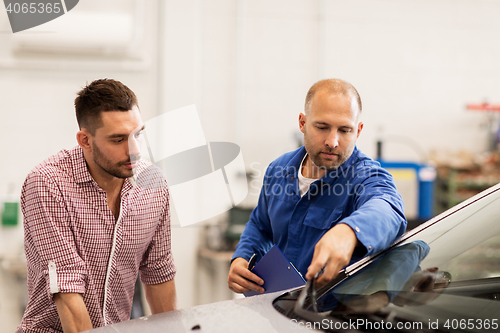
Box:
left=228, top=257, right=265, bottom=294
left=305, top=223, right=358, bottom=285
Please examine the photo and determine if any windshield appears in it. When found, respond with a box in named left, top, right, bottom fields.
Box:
left=274, top=184, right=500, bottom=332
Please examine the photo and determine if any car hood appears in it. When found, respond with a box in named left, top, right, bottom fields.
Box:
left=85, top=290, right=317, bottom=333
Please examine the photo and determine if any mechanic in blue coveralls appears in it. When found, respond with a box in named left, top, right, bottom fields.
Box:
left=228, top=79, right=407, bottom=294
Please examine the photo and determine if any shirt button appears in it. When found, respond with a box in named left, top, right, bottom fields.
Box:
left=355, top=227, right=360, bottom=232
left=368, top=246, right=372, bottom=250
left=291, top=177, right=294, bottom=180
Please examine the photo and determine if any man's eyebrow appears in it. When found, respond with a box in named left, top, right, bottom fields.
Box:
left=313, top=121, right=330, bottom=126
left=132, top=125, right=146, bottom=134
left=106, top=134, right=128, bottom=139
left=106, top=126, right=145, bottom=139
left=313, top=121, right=354, bottom=130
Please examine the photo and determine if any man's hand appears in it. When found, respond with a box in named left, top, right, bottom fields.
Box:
left=306, top=223, right=358, bottom=285
left=228, top=257, right=265, bottom=294
left=53, top=293, right=93, bottom=333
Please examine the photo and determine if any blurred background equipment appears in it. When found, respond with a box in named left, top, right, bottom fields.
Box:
left=376, top=140, right=436, bottom=230
left=432, top=103, right=500, bottom=216
left=224, top=207, right=253, bottom=248
left=466, top=102, right=500, bottom=152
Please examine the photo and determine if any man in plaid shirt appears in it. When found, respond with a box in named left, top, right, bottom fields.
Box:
left=17, top=79, right=177, bottom=333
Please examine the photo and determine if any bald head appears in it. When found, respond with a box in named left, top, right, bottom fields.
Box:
left=304, top=79, right=362, bottom=116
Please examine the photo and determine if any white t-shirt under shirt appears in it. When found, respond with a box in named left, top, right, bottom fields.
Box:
left=298, top=153, right=318, bottom=197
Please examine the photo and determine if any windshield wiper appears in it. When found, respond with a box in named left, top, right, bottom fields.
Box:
left=293, top=278, right=454, bottom=333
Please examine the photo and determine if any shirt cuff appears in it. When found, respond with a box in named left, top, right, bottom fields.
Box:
left=339, top=221, right=372, bottom=256
left=140, top=259, right=177, bottom=285
left=44, top=265, right=87, bottom=298
left=231, top=249, right=254, bottom=263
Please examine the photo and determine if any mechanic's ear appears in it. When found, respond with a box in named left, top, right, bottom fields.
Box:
left=356, top=122, right=363, bottom=138
left=299, top=113, right=306, bottom=133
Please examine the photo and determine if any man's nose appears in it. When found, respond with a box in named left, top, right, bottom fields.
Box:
left=128, top=136, right=141, bottom=157
left=325, top=131, right=339, bottom=149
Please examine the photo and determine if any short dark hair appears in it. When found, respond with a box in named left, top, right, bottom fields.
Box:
left=304, top=79, right=362, bottom=115
left=75, top=78, right=138, bottom=135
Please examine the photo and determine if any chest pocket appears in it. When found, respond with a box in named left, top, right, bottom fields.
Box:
left=303, top=207, right=343, bottom=230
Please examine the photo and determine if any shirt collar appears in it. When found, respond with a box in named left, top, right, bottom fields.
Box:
left=70, top=145, right=136, bottom=191
left=71, top=146, right=94, bottom=184
left=285, top=146, right=308, bottom=176
left=297, top=152, right=314, bottom=182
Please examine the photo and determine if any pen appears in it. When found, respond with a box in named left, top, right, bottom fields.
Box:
left=248, top=253, right=257, bottom=270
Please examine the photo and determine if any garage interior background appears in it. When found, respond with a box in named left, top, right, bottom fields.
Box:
left=1, top=0, right=500, bottom=331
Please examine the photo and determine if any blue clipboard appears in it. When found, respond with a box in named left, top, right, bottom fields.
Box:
left=244, top=245, right=306, bottom=297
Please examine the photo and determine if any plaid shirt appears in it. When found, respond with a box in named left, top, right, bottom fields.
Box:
left=17, top=146, right=176, bottom=333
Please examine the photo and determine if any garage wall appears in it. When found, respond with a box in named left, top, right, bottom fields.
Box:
left=177, top=0, right=500, bottom=203
left=322, top=0, right=500, bottom=162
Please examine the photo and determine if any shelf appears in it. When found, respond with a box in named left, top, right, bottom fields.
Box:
left=434, top=166, right=500, bottom=215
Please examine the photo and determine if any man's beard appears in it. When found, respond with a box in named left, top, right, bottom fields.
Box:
left=308, top=149, right=348, bottom=172
left=303, top=135, right=349, bottom=174
left=92, top=143, right=134, bottom=179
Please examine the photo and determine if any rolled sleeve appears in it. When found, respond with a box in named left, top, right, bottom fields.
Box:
left=22, top=171, right=88, bottom=298
left=44, top=265, right=87, bottom=295
left=341, top=166, right=407, bottom=257
left=341, top=198, right=406, bottom=256
left=139, top=255, right=176, bottom=285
